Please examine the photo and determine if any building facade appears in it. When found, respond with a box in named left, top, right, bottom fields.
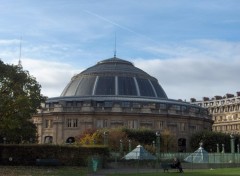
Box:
left=33, top=57, right=213, bottom=151
left=191, top=92, right=240, bottom=134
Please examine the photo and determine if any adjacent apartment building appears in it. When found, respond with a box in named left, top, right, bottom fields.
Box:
left=191, top=92, right=240, bottom=134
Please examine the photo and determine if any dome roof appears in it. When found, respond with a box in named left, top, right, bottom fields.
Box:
left=60, top=57, right=168, bottom=99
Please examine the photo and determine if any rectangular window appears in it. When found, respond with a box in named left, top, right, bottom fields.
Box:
left=189, top=125, right=196, bottom=133
left=97, top=119, right=108, bottom=128
left=104, top=101, right=113, bottom=108
left=45, top=119, right=53, bottom=128
left=122, top=102, right=130, bottom=108
left=180, top=123, right=185, bottom=131
left=132, top=103, right=141, bottom=108
left=128, top=120, right=138, bottom=129
left=67, top=119, right=78, bottom=128
left=172, top=105, right=181, bottom=111
left=156, top=121, right=164, bottom=130
left=97, top=119, right=103, bottom=128
left=159, top=104, right=166, bottom=109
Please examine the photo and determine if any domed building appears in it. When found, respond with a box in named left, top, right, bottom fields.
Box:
left=33, top=57, right=213, bottom=151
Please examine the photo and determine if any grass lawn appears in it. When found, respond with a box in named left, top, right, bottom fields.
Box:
left=109, top=168, right=240, bottom=176
left=0, top=166, right=240, bottom=176
left=0, top=166, right=88, bottom=176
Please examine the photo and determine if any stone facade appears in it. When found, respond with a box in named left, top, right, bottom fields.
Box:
left=32, top=57, right=213, bottom=152
left=191, top=92, right=240, bottom=134
left=33, top=97, right=213, bottom=151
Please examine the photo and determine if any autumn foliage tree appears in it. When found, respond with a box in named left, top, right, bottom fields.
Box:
left=0, top=60, right=45, bottom=143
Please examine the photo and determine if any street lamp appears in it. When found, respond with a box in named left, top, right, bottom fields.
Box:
left=128, top=140, right=132, bottom=152
left=230, top=133, right=235, bottom=153
left=152, top=141, right=155, bottom=148
left=103, top=131, right=109, bottom=146
left=120, top=139, right=123, bottom=155
left=222, top=144, right=225, bottom=153
left=156, top=131, right=160, bottom=158
left=216, top=144, right=219, bottom=153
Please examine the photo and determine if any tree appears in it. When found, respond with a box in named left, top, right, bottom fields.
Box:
left=0, top=60, right=45, bottom=143
left=161, top=129, right=176, bottom=152
left=189, top=130, right=240, bottom=152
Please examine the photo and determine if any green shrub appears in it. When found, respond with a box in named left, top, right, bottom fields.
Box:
left=0, top=144, right=109, bottom=166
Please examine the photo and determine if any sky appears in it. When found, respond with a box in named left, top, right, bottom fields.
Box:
left=0, top=0, right=240, bottom=101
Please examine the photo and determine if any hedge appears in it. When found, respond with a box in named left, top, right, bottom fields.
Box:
left=0, top=144, right=109, bottom=166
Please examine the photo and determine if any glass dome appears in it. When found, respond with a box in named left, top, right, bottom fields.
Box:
left=61, top=57, right=168, bottom=99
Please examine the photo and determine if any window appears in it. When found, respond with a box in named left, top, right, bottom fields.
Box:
left=182, top=106, right=187, bottom=111
left=136, top=78, right=155, bottom=97
left=132, top=103, right=141, bottom=108
left=45, top=119, right=53, bottom=128
left=66, top=101, right=72, bottom=107
left=118, top=77, right=137, bottom=96
left=67, top=119, right=78, bottom=128
left=156, top=121, right=164, bottom=130
left=180, top=123, right=185, bottom=131
left=95, top=76, right=115, bottom=95
left=159, top=104, right=166, bottom=109
left=97, top=119, right=108, bottom=128
left=128, top=120, right=138, bottom=129
left=104, top=101, right=113, bottom=108
left=122, top=102, right=130, bottom=108
left=44, top=136, right=53, bottom=144
left=171, top=105, right=181, bottom=111
left=189, top=126, right=196, bottom=133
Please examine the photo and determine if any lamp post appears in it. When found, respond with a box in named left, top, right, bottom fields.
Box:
left=120, top=139, right=123, bottom=155
left=216, top=144, right=219, bottom=153
left=156, top=131, right=160, bottom=158
left=153, top=141, right=155, bottom=148
left=222, top=144, right=225, bottom=153
left=230, top=133, right=235, bottom=154
left=128, top=140, right=132, bottom=152
left=103, top=131, right=109, bottom=146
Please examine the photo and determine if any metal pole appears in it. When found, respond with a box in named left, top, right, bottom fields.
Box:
left=153, top=141, right=155, bottom=148
left=222, top=144, right=225, bottom=153
left=230, top=134, right=235, bottom=153
left=156, top=131, right=160, bottom=158
left=128, top=140, right=131, bottom=152
left=217, top=144, right=219, bottom=153
left=120, top=139, right=123, bottom=156
left=104, top=131, right=108, bottom=146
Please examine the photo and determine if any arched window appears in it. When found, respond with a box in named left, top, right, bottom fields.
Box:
left=44, top=136, right=53, bottom=144
left=66, top=137, right=75, bottom=144
left=178, top=138, right=186, bottom=152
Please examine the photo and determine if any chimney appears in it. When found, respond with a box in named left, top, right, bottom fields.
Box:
left=203, top=97, right=209, bottom=101
left=190, top=98, right=196, bottom=103
left=214, top=95, right=222, bottom=100
left=226, top=93, right=234, bottom=98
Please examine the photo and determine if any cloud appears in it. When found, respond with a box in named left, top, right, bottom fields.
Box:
left=134, top=40, right=240, bottom=100
left=18, top=58, right=82, bottom=97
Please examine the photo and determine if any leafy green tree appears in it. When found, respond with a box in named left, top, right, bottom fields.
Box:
left=189, top=130, right=240, bottom=152
left=0, top=60, right=45, bottom=143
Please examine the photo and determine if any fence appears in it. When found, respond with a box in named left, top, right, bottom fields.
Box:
left=97, top=152, right=240, bottom=174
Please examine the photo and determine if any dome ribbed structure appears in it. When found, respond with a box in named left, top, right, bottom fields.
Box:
left=61, top=57, right=168, bottom=99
